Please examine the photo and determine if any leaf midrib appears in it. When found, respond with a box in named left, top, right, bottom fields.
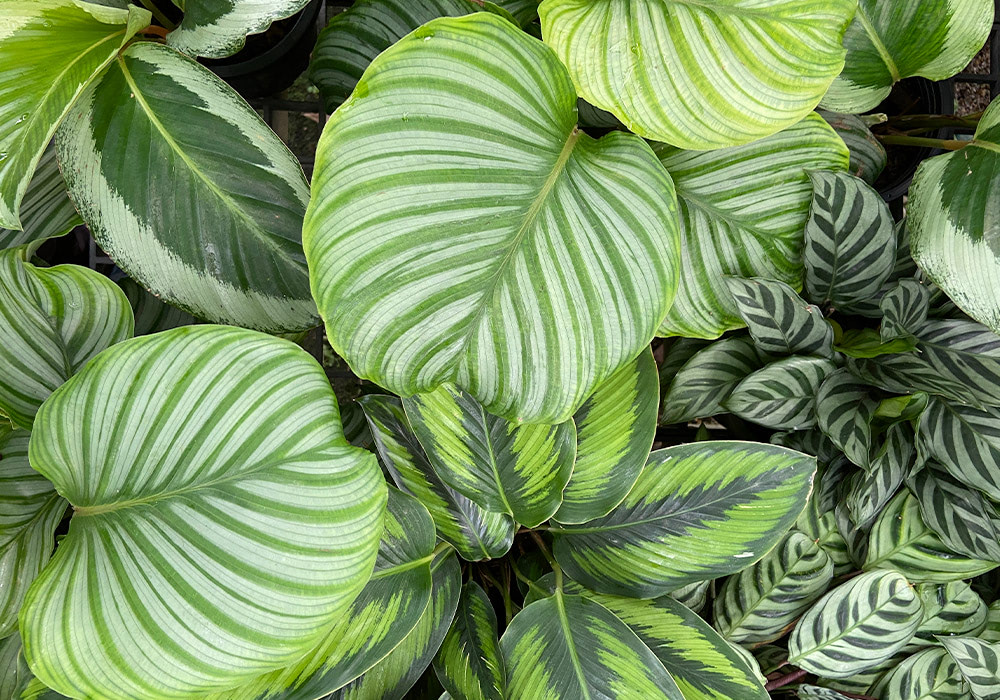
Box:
left=555, top=591, right=592, bottom=700
left=854, top=5, right=901, bottom=82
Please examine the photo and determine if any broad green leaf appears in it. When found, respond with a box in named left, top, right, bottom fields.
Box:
left=551, top=441, right=815, bottom=597
left=909, top=582, right=989, bottom=651
left=881, top=279, right=932, bottom=342
left=871, top=647, right=971, bottom=700
left=0, top=427, right=65, bottom=639
left=823, top=0, right=993, bottom=113
left=724, top=357, right=837, bottom=430
left=57, top=42, right=316, bottom=333
left=725, top=277, right=834, bottom=357
left=713, top=531, right=833, bottom=645
left=166, top=0, right=312, bottom=58
left=910, top=465, right=1000, bottom=563
left=655, top=114, right=849, bottom=338
left=816, top=369, right=877, bottom=467
left=501, top=591, right=684, bottom=699
left=835, top=327, right=917, bottom=358
left=0, top=250, right=133, bottom=430
left=118, top=278, right=198, bottom=337
left=818, top=110, right=887, bottom=185
left=940, top=636, right=1000, bottom=700
left=556, top=347, right=658, bottom=524
left=788, top=570, right=923, bottom=679
left=305, top=13, right=680, bottom=425
left=865, top=492, right=998, bottom=583
left=920, top=399, right=1000, bottom=502
left=909, top=98, right=1000, bottom=333
left=20, top=326, right=387, bottom=698
left=432, top=582, right=505, bottom=700
left=0, top=0, right=149, bottom=229
left=403, top=384, right=575, bottom=528
left=360, top=395, right=516, bottom=561
left=0, top=144, right=80, bottom=252
left=538, top=0, right=854, bottom=149
left=659, top=335, right=762, bottom=425
left=803, top=171, right=895, bottom=308
left=846, top=423, right=912, bottom=528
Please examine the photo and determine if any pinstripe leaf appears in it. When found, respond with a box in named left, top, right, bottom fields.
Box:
left=920, top=399, right=1000, bottom=502
left=787, top=570, right=924, bottom=679
left=166, top=0, right=312, bottom=58
left=803, top=171, right=895, bottom=308
left=0, top=1, right=149, bottom=230
left=403, top=384, right=575, bottom=528
left=713, top=531, right=834, bottom=645
left=19, top=326, right=387, bottom=699
left=360, top=395, right=516, bottom=561
left=822, top=0, right=993, bottom=113
left=881, top=279, right=932, bottom=343
left=871, top=647, right=971, bottom=700
left=555, top=347, right=658, bottom=524
left=432, top=582, right=505, bottom=700
left=0, top=144, right=80, bottom=252
left=0, top=633, right=30, bottom=700
left=909, top=582, right=989, bottom=651
left=817, top=369, right=877, bottom=467
left=538, top=0, right=854, bottom=149
left=846, top=423, right=912, bottom=528
left=551, top=441, right=816, bottom=597
left=654, top=114, right=850, bottom=338
left=910, top=465, right=1000, bottom=563
left=0, top=250, right=133, bottom=430
left=940, top=636, right=1000, bottom=700
left=724, top=357, right=837, bottom=430
left=118, top=278, right=198, bottom=337
left=818, top=110, right=887, bottom=185
left=57, top=41, right=317, bottom=333
left=305, top=13, right=680, bottom=425
left=726, top=277, right=835, bottom=357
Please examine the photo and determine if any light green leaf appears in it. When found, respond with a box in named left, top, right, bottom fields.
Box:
left=726, top=277, right=834, bottom=357
left=538, top=0, right=855, bottom=149
left=823, top=0, right=993, bottom=113
left=909, top=581, right=989, bottom=651
left=816, top=369, right=877, bottom=467
left=713, top=531, right=833, bottom=645
left=556, top=347, right=657, bottom=524
left=166, top=0, right=312, bottom=58
left=0, top=0, right=149, bottom=229
left=403, top=384, right=575, bottom=528
left=940, top=636, right=1000, bottom=700
left=655, top=114, right=849, bottom=338
left=983, top=602, right=1000, bottom=643
left=788, top=570, right=923, bottom=679
left=0, top=249, right=133, bottom=430
left=551, top=441, right=816, bottom=597
left=433, top=582, right=505, bottom=700
left=803, top=171, right=895, bottom=308
left=881, top=279, right=932, bottom=342
left=871, top=647, right=971, bottom=700
left=118, top=277, right=198, bottom=337
left=724, top=356, right=837, bottom=430
left=20, top=326, right=387, bottom=699
left=920, top=399, right=1000, bottom=502
left=910, top=465, right=1000, bottom=563
left=360, top=395, right=516, bottom=562
left=836, top=327, right=917, bottom=358
left=57, top=41, right=316, bottom=333
left=0, top=144, right=80, bottom=252
left=818, top=110, right=887, bottom=185
left=846, top=422, right=912, bottom=528
left=305, top=13, right=679, bottom=425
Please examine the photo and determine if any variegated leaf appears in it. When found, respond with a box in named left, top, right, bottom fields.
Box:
left=818, top=110, right=887, bottom=185
left=940, top=636, right=1000, bottom=700
left=817, top=655, right=905, bottom=695
left=908, top=581, right=989, bottom=651
left=166, top=0, right=313, bottom=58
left=0, top=144, right=80, bottom=252
left=846, top=422, right=912, bottom=528
left=725, top=277, right=834, bottom=357
left=340, top=402, right=373, bottom=451
left=796, top=483, right=862, bottom=577
left=984, top=601, right=1000, bottom=643
left=920, top=399, right=1000, bottom=502
left=657, top=338, right=712, bottom=397
left=909, top=464, right=1000, bottom=563
left=787, top=570, right=923, bottom=679
left=798, top=686, right=853, bottom=700
left=118, top=278, right=198, bottom=337
left=816, top=369, right=877, bottom=467
left=668, top=581, right=710, bottom=614
left=724, top=357, right=837, bottom=430
left=771, top=429, right=840, bottom=466
left=871, top=647, right=971, bottom=700
left=433, top=582, right=505, bottom=700
left=551, top=441, right=815, bottom=597
left=881, top=279, right=932, bottom=343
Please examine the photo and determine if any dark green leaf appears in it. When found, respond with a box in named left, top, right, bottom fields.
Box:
left=433, top=582, right=505, bottom=700
left=881, top=278, right=932, bottom=342
left=118, top=278, right=197, bottom=337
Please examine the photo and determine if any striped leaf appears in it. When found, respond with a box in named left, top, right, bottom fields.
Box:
left=0, top=427, right=66, bottom=639
left=920, top=399, right=1000, bottom=502
left=771, top=428, right=840, bottom=466
left=551, top=441, right=816, bottom=597
left=871, top=647, right=971, bottom=700
left=493, top=0, right=539, bottom=26
left=724, top=357, right=837, bottom=430
left=983, top=602, right=1000, bottom=643
left=818, top=110, right=887, bottom=185
left=910, top=465, right=1000, bottom=563
left=538, top=0, right=854, bottom=149
left=403, top=384, right=575, bottom=528
left=654, top=114, right=850, bottom=338
left=864, top=492, right=998, bottom=583
left=846, top=423, right=912, bottom=528
left=360, top=395, right=516, bottom=561
left=0, top=250, right=133, bottom=430
left=787, top=570, right=924, bottom=679
left=0, top=144, right=80, bottom=252
left=823, top=0, right=993, bottom=113
left=20, top=326, right=387, bottom=698
left=798, top=687, right=853, bottom=700
left=797, top=496, right=862, bottom=578
left=166, top=0, right=312, bottom=58
left=0, top=1, right=148, bottom=229
left=556, top=347, right=658, bottom=524
left=432, top=582, right=505, bottom=700
left=118, top=278, right=198, bottom=337
left=501, top=591, right=684, bottom=699
left=726, top=277, right=835, bottom=357
left=668, top=580, right=710, bottom=614
left=305, top=13, right=679, bottom=425
left=57, top=41, right=316, bottom=333
left=909, top=581, right=989, bottom=650
left=940, top=636, right=1000, bottom=700
left=881, top=279, right=932, bottom=343
left=818, top=656, right=904, bottom=696
left=803, top=171, right=895, bottom=308
left=340, top=402, right=374, bottom=451
left=1, top=633, right=29, bottom=700
left=817, top=369, right=877, bottom=467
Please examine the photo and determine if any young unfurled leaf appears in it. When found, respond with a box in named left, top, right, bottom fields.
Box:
left=724, top=357, right=837, bottom=430
left=908, top=581, right=989, bottom=651
left=166, top=0, right=313, bottom=58
left=835, top=328, right=917, bottom=358
left=818, top=110, right=887, bottom=185
left=0, top=144, right=81, bottom=252
left=870, top=647, right=970, bottom=700
left=920, top=398, right=1000, bottom=502
left=816, top=369, right=877, bottom=467
left=725, top=277, right=834, bottom=357
left=433, top=582, right=506, bottom=700
left=909, top=464, right=1000, bottom=563
left=881, top=278, right=932, bottom=342
left=939, top=636, right=1000, bottom=700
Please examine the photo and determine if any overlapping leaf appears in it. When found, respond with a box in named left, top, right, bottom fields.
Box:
left=910, top=464, right=1000, bottom=563
left=846, top=422, right=912, bottom=528
left=920, top=399, right=1000, bottom=502
left=724, top=357, right=837, bottom=430
left=818, top=110, right=887, bottom=185
left=816, top=369, right=877, bottom=467
left=871, top=647, right=970, bottom=700
left=166, top=0, right=313, bottom=58
left=668, top=581, right=710, bottom=614
left=909, top=581, right=989, bottom=650
left=881, top=278, right=931, bottom=342
left=433, top=582, right=505, bottom=700
left=118, top=278, right=198, bottom=337
left=726, top=277, right=834, bottom=357
left=0, top=144, right=80, bottom=252
left=984, top=602, right=1000, bottom=643
left=940, top=636, right=1000, bottom=700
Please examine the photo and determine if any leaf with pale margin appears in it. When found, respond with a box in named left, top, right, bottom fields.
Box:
left=432, top=582, right=506, bottom=700
left=0, top=144, right=80, bottom=252
left=724, top=357, right=837, bottom=430
left=167, top=0, right=313, bottom=58
left=940, top=636, right=1000, bottom=700
left=909, top=464, right=1000, bottom=563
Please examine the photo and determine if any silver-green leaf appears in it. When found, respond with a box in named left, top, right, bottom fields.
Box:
left=724, top=357, right=837, bottom=430
left=166, top=0, right=313, bottom=58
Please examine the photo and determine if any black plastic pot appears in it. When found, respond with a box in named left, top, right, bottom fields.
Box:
left=201, top=0, right=323, bottom=99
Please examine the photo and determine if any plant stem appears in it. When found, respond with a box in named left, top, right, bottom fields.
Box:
left=876, top=134, right=968, bottom=151
left=140, top=24, right=169, bottom=39
left=139, top=0, right=176, bottom=30
left=764, top=669, right=808, bottom=691
left=509, top=558, right=549, bottom=599
left=881, top=112, right=982, bottom=131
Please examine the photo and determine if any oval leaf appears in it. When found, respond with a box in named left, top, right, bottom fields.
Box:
left=940, top=636, right=1000, bottom=700
left=871, top=647, right=970, bottom=700
left=920, top=399, right=1000, bottom=502
left=881, top=278, right=931, bottom=342
left=724, top=357, right=837, bottom=431
left=909, top=581, right=989, bottom=650
left=726, top=277, right=834, bottom=358
left=816, top=369, right=877, bottom=468
left=433, top=582, right=506, bottom=700
left=910, top=464, right=1000, bottom=563
left=167, top=0, right=313, bottom=58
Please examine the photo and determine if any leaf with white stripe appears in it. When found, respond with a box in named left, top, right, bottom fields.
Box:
left=551, top=441, right=816, bottom=597
left=846, top=423, right=912, bottom=528
left=919, top=399, right=1000, bottom=502
left=0, top=250, right=133, bottom=430
left=305, top=13, right=679, bottom=425
left=432, top=582, right=506, bottom=700
left=118, top=278, right=198, bottom=337
left=909, top=464, right=1000, bottom=563
left=654, top=114, right=849, bottom=338
left=0, top=0, right=149, bottom=229
left=360, top=395, right=516, bottom=562
left=787, top=570, right=924, bottom=679
left=909, top=581, right=989, bottom=651
left=816, top=369, right=877, bottom=468
left=871, top=647, right=971, bottom=700
left=538, top=0, right=854, bottom=149
left=940, top=636, right=1000, bottom=700
left=724, top=357, right=837, bottom=430
left=0, top=144, right=80, bottom=252
left=822, top=0, right=993, bottom=113
left=167, top=0, right=312, bottom=58
left=556, top=347, right=658, bottom=524
left=726, top=277, right=835, bottom=357
left=19, top=326, right=387, bottom=699
left=818, top=110, right=887, bottom=185
left=881, top=279, right=932, bottom=343
left=403, top=384, right=575, bottom=528
left=57, top=42, right=316, bottom=333
left=803, top=171, right=895, bottom=308
left=713, top=531, right=834, bottom=645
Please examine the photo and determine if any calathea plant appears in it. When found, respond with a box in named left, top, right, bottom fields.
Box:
left=1, top=0, right=999, bottom=698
